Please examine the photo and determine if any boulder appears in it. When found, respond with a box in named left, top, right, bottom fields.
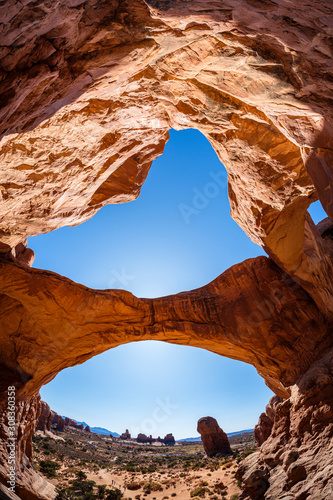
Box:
left=197, top=417, right=232, bottom=457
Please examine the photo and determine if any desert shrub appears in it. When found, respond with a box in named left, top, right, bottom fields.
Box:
left=230, top=495, right=239, bottom=500
left=241, top=448, right=256, bottom=460
left=55, top=488, right=73, bottom=499
left=124, top=464, right=136, bottom=472
left=127, top=482, right=141, bottom=491
left=76, top=470, right=87, bottom=480
left=190, top=486, right=207, bottom=498
left=39, top=460, right=60, bottom=478
left=144, top=482, right=163, bottom=492
left=71, top=479, right=96, bottom=495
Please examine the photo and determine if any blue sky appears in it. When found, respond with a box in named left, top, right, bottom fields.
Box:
left=28, top=129, right=327, bottom=440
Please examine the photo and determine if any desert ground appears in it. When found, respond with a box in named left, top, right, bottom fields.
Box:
left=33, top=427, right=256, bottom=499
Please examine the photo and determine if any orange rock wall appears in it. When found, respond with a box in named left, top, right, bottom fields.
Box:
left=0, top=0, right=333, bottom=498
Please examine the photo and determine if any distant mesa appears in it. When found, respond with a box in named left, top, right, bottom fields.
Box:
left=136, top=432, right=175, bottom=445
left=35, top=401, right=117, bottom=436
left=163, top=433, right=176, bottom=446
left=197, top=416, right=232, bottom=457
left=136, top=433, right=152, bottom=443
left=120, top=429, right=131, bottom=440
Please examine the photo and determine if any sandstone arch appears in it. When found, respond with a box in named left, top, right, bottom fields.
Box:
left=0, top=1, right=333, bottom=499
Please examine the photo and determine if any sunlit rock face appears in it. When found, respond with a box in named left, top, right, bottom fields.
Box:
left=237, top=349, right=333, bottom=500
left=197, top=416, right=232, bottom=457
left=254, top=395, right=281, bottom=447
left=1, top=0, right=333, bottom=313
left=0, top=0, right=333, bottom=499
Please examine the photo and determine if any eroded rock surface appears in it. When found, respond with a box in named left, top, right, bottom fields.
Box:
left=237, top=350, right=333, bottom=500
left=51, top=413, right=65, bottom=432
left=0, top=0, right=333, bottom=499
left=1, top=253, right=330, bottom=406
left=0, top=395, right=56, bottom=500
left=0, top=0, right=333, bottom=315
left=35, top=402, right=53, bottom=433
left=254, top=395, right=281, bottom=447
left=197, top=417, right=232, bottom=457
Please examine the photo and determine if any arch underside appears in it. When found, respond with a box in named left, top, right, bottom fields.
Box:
left=0, top=1, right=333, bottom=498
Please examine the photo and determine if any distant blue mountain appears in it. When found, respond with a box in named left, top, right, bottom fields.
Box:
left=177, top=429, right=253, bottom=442
left=227, top=428, right=253, bottom=437
left=62, top=417, right=120, bottom=437
left=177, top=436, right=201, bottom=442
left=90, top=427, right=120, bottom=437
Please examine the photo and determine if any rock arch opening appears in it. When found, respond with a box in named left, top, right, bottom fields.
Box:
left=39, top=340, right=274, bottom=441
left=28, top=128, right=265, bottom=295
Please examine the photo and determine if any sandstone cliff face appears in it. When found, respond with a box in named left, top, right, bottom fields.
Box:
left=254, top=395, right=281, bottom=447
left=0, top=395, right=56, bottom=500
left=237, top=349, right=333, bottom=500
left=52, top=415, right=65, bottom=432
left=35, top=402, right=53, bottom=433
left=197, top=417, right=232, bottom=457
left=0, top=0, right=333, bottom=499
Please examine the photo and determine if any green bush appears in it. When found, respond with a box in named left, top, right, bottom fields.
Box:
left=98, top=485, right=107, bottom=498
left=105, top=488, right=123, bottom=500
left=39, top=460, right=60, bottom=478
left=143, top=482, right=163, bottom=493
left=190, top=486, right=207, bottom=498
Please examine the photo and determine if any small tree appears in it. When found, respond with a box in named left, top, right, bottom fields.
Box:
left=76, top=470, right=87, bottom=481
left=98, top=485, right=107, bottom=498
left=105, top=488, right=123, bottom=500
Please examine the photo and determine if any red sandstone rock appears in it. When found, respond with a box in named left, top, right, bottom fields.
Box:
left=84, top=425, right=91, bottom=433
left=136, top=433, right=151, bottom=444
left=236, top=349, right=333, bottom=500
left=197, top=417, right=232, bottom=457
left=163, top=433, right=175, bottom=446
left=254, top=396, right=281, bottom=447
left=120, top=429, right=131, bottom=440
left=51, top=413, right=65, bottom=432
left=0, top=254, right=330, bottom=411
left=0, top=0, right=332, bottom=316
left=0, top=395, right=56, bottom=500
left=36, top=401, right=53, bottom=433
left=0, top=1, right=333, bottom=499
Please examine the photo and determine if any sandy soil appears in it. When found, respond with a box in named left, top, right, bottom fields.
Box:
left=85, top=463, right=240, bottom=498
